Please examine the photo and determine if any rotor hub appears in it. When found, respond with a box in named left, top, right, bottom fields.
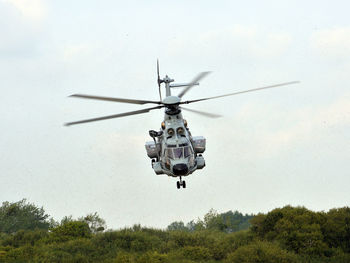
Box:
left=162, top=96, right=181, bottom=105
left=163, top=75, right=174, bottom=84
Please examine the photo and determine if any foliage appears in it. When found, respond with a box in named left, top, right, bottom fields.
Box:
left=220, top=210, right=254, bottom=232
left=250, top=205, right=350, bottom=260
left=0, top=199, right=51, bottom=234
left=49, top=221, right=92, bottom=242
left=0, top=200, right=350, bottom=262
left=167, top=209, right=253, bottom=233
left=1, top=229, right=48, bottom=248
left=322, top=207, right=350, bottom=253
left=225, top=241, right=298, bottom=263
left=167, top=221, right=188, bottom=231
left=79, top=212, right=107, bottom=233
left=181, top=246, right=212, bottom=261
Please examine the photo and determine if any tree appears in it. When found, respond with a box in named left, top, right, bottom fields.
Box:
left=79, top=212, right=106, bottom=233
left=0, top=199, right=51, bottom=234
left=167, top=209, right=254, bottom=233
left=167, top=221, right=188, bottom=231
left=186, top=219, right=205, bottom=231
left=204, top=209, right=227, bottom=231
left=322, top=207, right=350, bottom=253
left=250, top=206, right=329, bottom=257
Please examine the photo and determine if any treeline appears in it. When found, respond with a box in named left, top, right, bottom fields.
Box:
left=0, top=199, right=349, bottom=262
left=167, top=208, right=253, bottom=232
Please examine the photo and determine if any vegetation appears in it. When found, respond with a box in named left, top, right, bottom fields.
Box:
left=0, top=199, right=51, bottom=234
left=167, top=208, right=253, bottom=232
left=0, top=200, right=349, bottom=262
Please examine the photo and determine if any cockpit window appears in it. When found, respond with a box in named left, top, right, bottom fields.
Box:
left=184, top=146, right=192, bottom=158
left=166, top=146, right=193, bottom=160
left=166, top=149, right=174, bottom=159
left=173, top=148, right=183, bottom=159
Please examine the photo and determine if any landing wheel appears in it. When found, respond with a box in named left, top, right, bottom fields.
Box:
left=176, top=177, right=186, bottom=189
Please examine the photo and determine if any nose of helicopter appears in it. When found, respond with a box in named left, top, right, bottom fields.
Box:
left=173, top=163, right=188, bottom=175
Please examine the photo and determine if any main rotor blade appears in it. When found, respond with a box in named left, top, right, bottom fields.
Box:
left=181, top=106, right=222, bottom=118
left=69, top=94, right=162, bottom=105
left=64, top=106, right=164, bottom=126
left=157, top=59, right=162, bottom=101
left=178, top=71, right=211, bottom=98
left=181, top=81, right=300, bottom=104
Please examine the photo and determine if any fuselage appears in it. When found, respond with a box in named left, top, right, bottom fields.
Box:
left=145, top=99, right=206, bottom=178
left=159, top=111, right=197, bottom=177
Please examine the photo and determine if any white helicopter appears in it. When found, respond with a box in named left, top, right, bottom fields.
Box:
left=65, top=61, right=298, bottom=189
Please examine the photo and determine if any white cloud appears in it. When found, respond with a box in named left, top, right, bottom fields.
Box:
left=2, top=0, right=46, bottom=21
left=311, top=27, right=350, bottom=59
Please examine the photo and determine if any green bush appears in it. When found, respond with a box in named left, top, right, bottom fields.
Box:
left=137, top=251, right=168, bottom=263
left=181, top=246, right=212, bottom=261
left=31, top=238, right=96, bottom=263
left=50, top=221, right=91, bottom=242
left=225, top=241, right=299, bottom=263
left=1, top=229, right=48, bottom=248
left=113, top=251, right=136, bottom=263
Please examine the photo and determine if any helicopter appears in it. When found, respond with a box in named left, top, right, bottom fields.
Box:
left=65, top=61, right=299, bottom=189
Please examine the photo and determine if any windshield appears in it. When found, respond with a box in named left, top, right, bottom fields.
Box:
left=184, top=146, right=192, bottom=158
left=166, top=146, right=193, bottom=160
left=166, top=149, right=174, bottom=159
left=173, top=148, right=183, bottom=159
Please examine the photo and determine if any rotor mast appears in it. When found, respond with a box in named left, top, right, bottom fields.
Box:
left=162, top=75, right=174, bottom=97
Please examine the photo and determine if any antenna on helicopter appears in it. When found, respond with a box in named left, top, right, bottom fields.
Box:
left=157, top=59, right=163, bottom=101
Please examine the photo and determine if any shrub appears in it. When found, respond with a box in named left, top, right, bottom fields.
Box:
left=225, top=241, right=299, bottom=263
left=50, top=221, right=91, bottom=242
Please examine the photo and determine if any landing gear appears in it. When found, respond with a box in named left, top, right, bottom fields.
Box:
left=176, top=177, right=186, bottom=189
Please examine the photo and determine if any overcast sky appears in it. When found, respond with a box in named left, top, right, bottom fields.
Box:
left=0, top=0, right=349, bottom=229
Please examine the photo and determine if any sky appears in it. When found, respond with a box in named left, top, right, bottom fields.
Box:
left=0, top=0, right=349, bottom=229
